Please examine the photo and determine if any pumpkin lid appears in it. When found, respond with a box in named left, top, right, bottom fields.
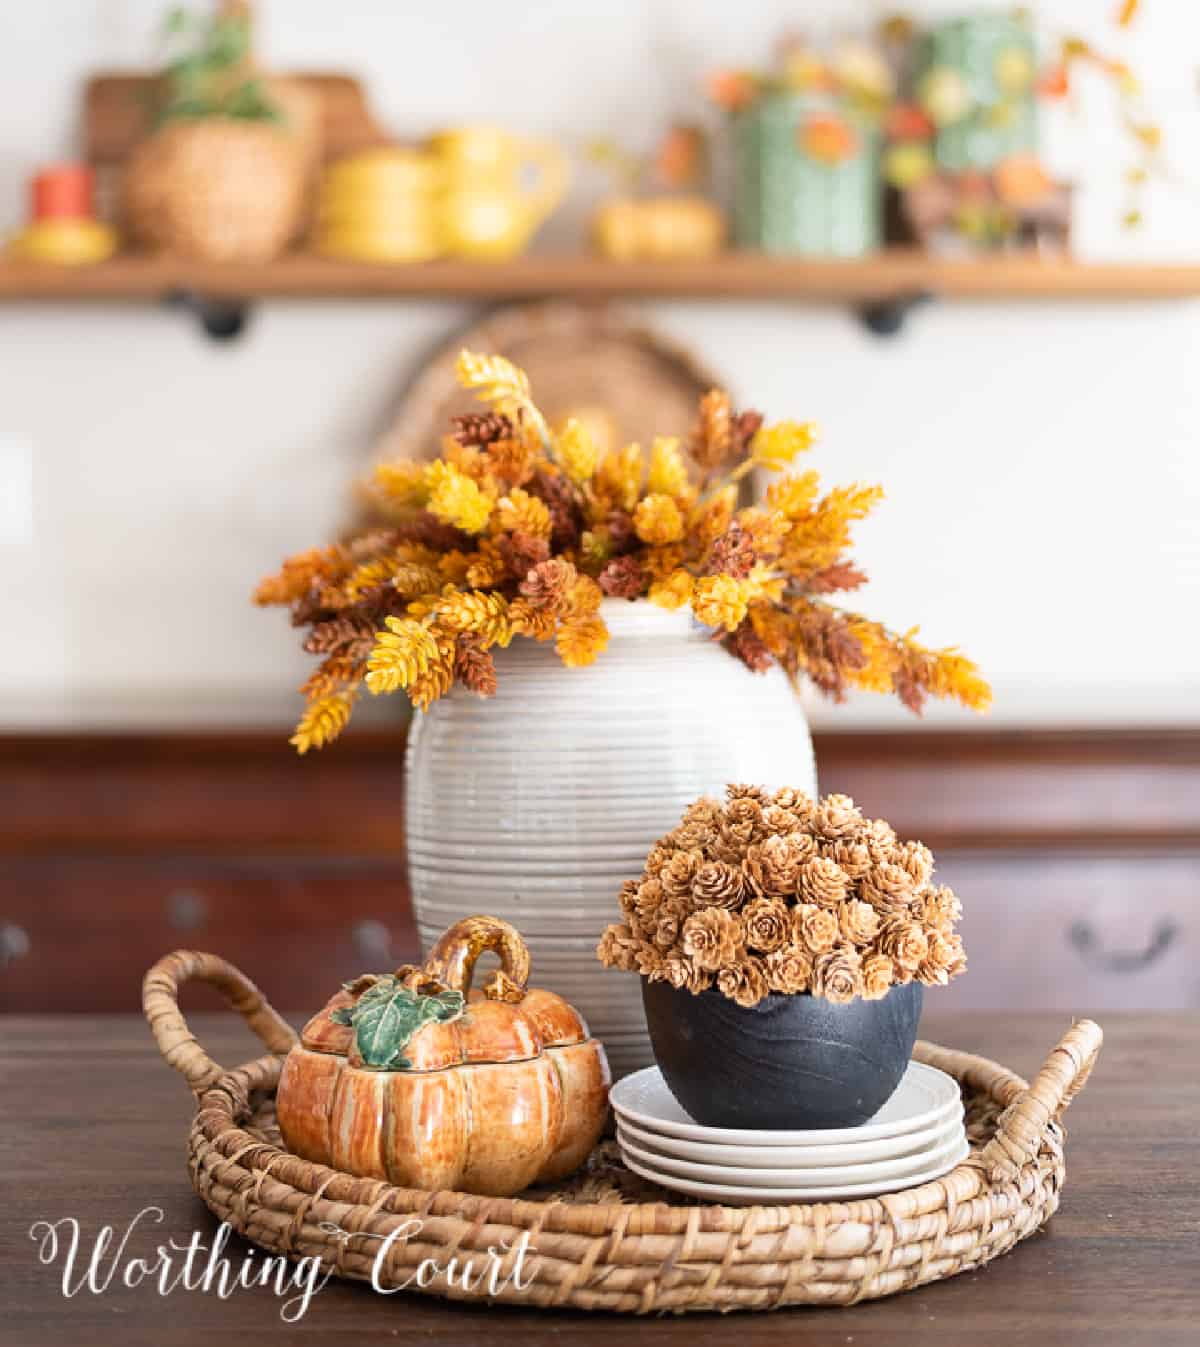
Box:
left=300, top=915, right=591, bottom=1072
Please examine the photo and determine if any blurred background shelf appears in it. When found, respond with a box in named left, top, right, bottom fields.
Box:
left=3, top=252, right=1200, bottom=304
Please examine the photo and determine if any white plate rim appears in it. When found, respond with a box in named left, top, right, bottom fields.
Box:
left=620, top=1139, right=971, bottom=1204
left=617, top=1123, right=966, bottom=1188
left=610, top=1060, right=962, bottom=1146
left=616, top=1110, right=964, bottom=1170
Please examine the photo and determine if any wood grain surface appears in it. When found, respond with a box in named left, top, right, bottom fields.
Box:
left=1, top=1012, right=1196, bottom=1346
left=3, top=253, right=1200, bottom=304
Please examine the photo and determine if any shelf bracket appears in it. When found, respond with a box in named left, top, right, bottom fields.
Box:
left=857, top=290, right=934, bottom=337
left=166, top=289, right=253, bottom=342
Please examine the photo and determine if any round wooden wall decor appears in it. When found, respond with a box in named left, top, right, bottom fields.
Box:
left=371, top=301, right=727, bottom=462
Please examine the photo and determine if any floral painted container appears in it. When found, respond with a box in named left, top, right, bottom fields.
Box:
left=916, top=15, right=1038, bottom=173
left=734, top=93, right=880, bottom=257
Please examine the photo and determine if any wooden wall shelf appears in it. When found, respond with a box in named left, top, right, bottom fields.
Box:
left=3, top=251, right=1199, bottom=301
left=2, top=252, right=1197, bottom=338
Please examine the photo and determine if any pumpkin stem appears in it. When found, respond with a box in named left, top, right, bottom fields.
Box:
left=420, top=915, right=531, bottom=1000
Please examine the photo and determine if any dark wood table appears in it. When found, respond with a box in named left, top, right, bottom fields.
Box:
left=2, top=1012, right=1196, bottom=1346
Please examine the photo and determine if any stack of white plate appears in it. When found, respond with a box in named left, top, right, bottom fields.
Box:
left=611, top=1061, right=967, bottom=1205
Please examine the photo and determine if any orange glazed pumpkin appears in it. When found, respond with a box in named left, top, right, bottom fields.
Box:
left=276, top=915, right=610, bottom=1197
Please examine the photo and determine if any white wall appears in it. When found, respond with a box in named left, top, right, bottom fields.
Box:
left=1, top=0, right=1198, bottom=731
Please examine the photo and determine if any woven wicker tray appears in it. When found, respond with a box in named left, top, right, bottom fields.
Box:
left=144, top=950, right=1102, bottom=1314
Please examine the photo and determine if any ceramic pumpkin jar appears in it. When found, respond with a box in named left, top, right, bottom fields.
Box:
left=276, top=915, right=610, bottom=1197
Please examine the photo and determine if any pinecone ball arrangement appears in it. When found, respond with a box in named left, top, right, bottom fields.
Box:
left=597, top=786, right=967, bottom=1129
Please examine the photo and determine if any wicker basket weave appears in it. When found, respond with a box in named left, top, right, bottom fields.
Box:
left=144, top=950, right=1102, bottom=1314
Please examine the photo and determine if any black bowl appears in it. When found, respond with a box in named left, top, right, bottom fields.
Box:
left=642, top=978, right=923, bottom=1130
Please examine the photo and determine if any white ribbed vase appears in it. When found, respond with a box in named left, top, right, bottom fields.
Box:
left=405, top=599, right=818, bottom=1080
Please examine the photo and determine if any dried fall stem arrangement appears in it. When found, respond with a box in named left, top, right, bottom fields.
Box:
left=598, top=786, right=966, bottom=1008
left=255, top=350, right=990, bottom=751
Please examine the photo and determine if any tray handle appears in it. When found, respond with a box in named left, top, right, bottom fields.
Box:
left=143, top=949, right=298, bottom=1097
left=977, top=1017, right=1103, bottom=1180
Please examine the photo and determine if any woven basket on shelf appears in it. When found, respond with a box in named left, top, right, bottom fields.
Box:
left=144, top=949, right=1102, bottom=1315
left=372, top=301, right=727, bottom=463
left=122, top=119, right=308, bottom=263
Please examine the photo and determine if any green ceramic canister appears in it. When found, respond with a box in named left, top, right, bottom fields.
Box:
left=733, top=92, right=880, bottom=257
left=917, top=15, right=1038, bottom=172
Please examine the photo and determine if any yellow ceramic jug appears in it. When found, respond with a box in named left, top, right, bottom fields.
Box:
left=431, top=126, right=569, bottom=260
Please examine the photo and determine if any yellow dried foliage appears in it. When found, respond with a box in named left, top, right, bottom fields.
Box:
left=633, top=493, right=685, bottom=545
left=324, top=559, right=389, bottom=606
left=557, top=418, right=599, bottom=484
left=365, top=617, right=442, bottom=695
left=692, top=574, right=751, bottom=632
left=442, top=438, right=493, bottom=484
left=556, top=614, right=609, bottom=667
left=254, top=544, right=350, bottom=606
left=781, top=483, right=885, bottom=575
left=748, top=601, right=794, bottom=657
left=844, top=620, right=896, bottom=694
left=565, top=574, right=603, bottom=620
left=688, top=485, right=737, bottom=547
left=765, top=470, right=821, bottom=521
left=922, top=645, right=993, bottom=712
left=434, top=589, right=512, bottom=649
left=647, top=568, right=695, bottom=611
left=264, top=346, right=988, bottom=745
left=744, top=561, right=785, bottom=605
left=437, top=550, right=473, bottom=584
left=371, top=460, right=427, bottom=510
left=407, top=626, right=458, bottom=712
left=455, top=348, right=548, bottom=444
left=647, top=436, right=689, bottom=497
left=290, top=691, right=355, bottom=754
left=424, top=460, right=493, bottom=534
left=464, top=539, right=510, bottom=589
left=595, top=443, right=644, bottom=512
left=495, top=488, right=552, bottom=540
left=578, top=528, right=612, bottom=570
left=692, top=389, right=732, bottom=467
left=507, top=596, right=558, bottom=641
left=750, top=420, right=817, bottom=471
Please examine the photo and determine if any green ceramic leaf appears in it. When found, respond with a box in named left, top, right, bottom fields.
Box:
left=328, top=976, right=466, bottom=1071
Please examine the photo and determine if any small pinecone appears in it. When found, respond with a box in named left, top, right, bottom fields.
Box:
left=498, top=529, right=550, bottom=578
left=519, top=558, right=576, bottom=608
left=531, top=469, right=582, bottom=551
left=394, top=516, right=472, bottom=553
left=290, top=584, right=339, bottom=628
left=451, top=412, right=513, bottom=447
left=454, top=634, right=498, bottom=698
left=707, top=521, right=756, bottom=579
left=605, top=509, right=637, bottom=554
left=303, top=611, right=378, bottom=656
left=598, top=556, right=645, bottom=599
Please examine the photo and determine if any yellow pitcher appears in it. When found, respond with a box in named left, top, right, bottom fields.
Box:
left=431, top=126, right=569, bottom=260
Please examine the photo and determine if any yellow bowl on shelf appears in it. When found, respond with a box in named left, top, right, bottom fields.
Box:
left=313, top=226, right=443, bottom=263
left=8, top=218, right=118, bottom=264
left=321, top=148, right=443, bottom=196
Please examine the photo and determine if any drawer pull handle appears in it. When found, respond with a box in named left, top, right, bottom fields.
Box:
left=166, top=891, right=209, bottom=931
left=1, top=923, right=30, bottom=968
left=1068, top=918, right=1179, bottom=973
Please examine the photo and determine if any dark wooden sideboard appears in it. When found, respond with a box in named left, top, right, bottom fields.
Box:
left=1, top=729, right=1197, bottom=1013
